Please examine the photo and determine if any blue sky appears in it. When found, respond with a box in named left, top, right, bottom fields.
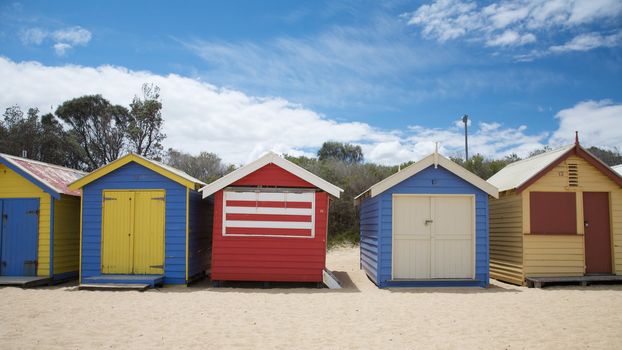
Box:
left=1, top=0, right=621, bottom=165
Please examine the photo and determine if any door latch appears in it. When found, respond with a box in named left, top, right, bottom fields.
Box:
left=584, top=220, right=589, bottom=228
left=149, top=265, right=164, bottom=269
left=425, top=219, right=433, bottom=225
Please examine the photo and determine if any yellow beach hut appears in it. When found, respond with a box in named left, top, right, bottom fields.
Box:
left=487, top=137, right=622, bottom=286
left=0, top=154, right=85, bottom=287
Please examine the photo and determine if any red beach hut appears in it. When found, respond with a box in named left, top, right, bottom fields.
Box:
left=200, top=152, right=342, bottom=283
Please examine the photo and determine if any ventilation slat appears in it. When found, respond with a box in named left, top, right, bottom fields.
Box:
left=568, top=163, right=579, bottom=187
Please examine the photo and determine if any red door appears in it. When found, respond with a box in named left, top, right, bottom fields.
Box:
left=583, top=192, right=612, bottom=274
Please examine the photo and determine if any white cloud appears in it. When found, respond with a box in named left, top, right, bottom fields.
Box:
left=550, top=100, right=622, bottom=150
left=51, top=26, right=92, bottom=46
left=17, top=26, right=92, bottom=56
left=549, top=31, right=622, bottom=53
left=19, top=27, right=47, bottom=45
left=486, top=30, right=536, bottom=47
left=405, top=0, right=622, bottom=53
left=53, top=43, right=72, bottom=56
left=0, top=58, right=618, bottom=165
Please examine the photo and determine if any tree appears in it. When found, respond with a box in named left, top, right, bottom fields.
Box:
left=126, top=84, right=166, bottom=160
left=587, top=146, right=622, bottom=166
left=317, top=141, right=364, bottom=164
left=55, top=95, right=130, bottom=170
left=164, top=149, right=234, bottom=183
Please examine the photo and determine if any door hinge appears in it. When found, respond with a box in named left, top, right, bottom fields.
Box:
left=26, top=210, right=39, bottom=216
left=149, top=265, right=164, bottom=269
left=151, top=197, right=165, bottom=201
left=103, top=197, right=117, bottom=201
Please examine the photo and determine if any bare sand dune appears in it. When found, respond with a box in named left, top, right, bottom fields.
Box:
left=1, top=247, right=621, bottom=349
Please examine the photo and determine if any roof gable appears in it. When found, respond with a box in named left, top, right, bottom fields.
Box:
left=231, top=163, right=315, bottom=188
left=200, top=152, right=343, bottom=198
left=0, top=153, right=86, bottom=198
left=68, top=153, right=205, bottom=191
left=355, top=152, right=499, bottom=203
left=488, top=143, right=622, bottom=193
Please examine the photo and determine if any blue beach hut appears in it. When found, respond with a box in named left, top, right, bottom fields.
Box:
left=355, top=151, right=498, bottom=288
left=68, top=154, right=211, bottom=288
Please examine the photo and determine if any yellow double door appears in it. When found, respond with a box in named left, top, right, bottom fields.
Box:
left=101, top=190, right=165, bottom=275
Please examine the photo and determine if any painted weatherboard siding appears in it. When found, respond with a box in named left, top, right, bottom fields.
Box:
left=489, top=192, right=524, bottom=285
left=375, top=166, right=489, bottom=287
left=211, top=190, right=328, bottom=282
left=359, top=195, right=380, bottom=284
left=188, top=190, right=212, bottom=279
left=53, top=194, right=80, bottom=274
left=0, top=163, right=51, bottom=276
left=523, top=235, right=585, bottom=276
left=523, top=155, right=622, bottom=276
left=80, top=162, right=188, bottom=284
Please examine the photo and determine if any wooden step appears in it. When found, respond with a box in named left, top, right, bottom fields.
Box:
left=79, top=283, right=150, bottom=291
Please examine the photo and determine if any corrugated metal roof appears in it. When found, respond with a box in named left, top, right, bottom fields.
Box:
left=487, top=145, right=574, bottom=192
left=0, top=153, right=86, bottom=197
left=613, top=164, right=622, bottom=175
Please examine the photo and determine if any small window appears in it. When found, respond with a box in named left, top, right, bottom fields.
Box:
left=568, top=163, right=579, bottom=187
left=530, top=192, right=577, bottom=234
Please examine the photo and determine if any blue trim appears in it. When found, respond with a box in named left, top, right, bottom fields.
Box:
left=0, top=157, right=60, bottom=199
left=49, top=197, right=54, bottom=276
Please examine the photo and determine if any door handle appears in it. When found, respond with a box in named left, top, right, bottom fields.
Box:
left=425, top=219, right=433, bottom=225
left=584, top=221, right=589, bottom=228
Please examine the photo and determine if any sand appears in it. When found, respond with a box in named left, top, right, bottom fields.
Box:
left=1, top=247, right=621, bottom=349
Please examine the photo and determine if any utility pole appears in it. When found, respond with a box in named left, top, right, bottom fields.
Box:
left=462, top=114, right=469, bottom=162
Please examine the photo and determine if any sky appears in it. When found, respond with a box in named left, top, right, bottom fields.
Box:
left=0, top=0, right=621, bottom=165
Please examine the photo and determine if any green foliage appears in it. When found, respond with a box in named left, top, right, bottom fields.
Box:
left=55, top=94, right=130, bottom=170
left=0, top=106, right=82, bottom=168
left=452, top=153, right=522, bottom=180
left=126, top=84, right=166, bottom=160
left=586, top=146, right=622, bottom=166
left=164, top=148, right=235, bottom=183
left=317, top=141, right=364, bottom=164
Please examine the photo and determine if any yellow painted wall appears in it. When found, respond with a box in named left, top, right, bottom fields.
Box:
left=489, top=191, right=524, bottom=285
left=523, top=234, right=584, bottom=276
left=53, top=194, right=80, bottom=274
left=0, top=163, right=51, bottom=276
left=522, top=155, right=622, bottom=276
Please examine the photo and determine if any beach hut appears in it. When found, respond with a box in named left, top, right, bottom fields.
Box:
left=200, top=152, right=343, bottom=284
left=68, top=154, right=210, bottom=287
left=0, top=153, right=85, bottom=287
left=487, top=137, right=622, bottom=286
left=355, top=151, right=498, bottom=288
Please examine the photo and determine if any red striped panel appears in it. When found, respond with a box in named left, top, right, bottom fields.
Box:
left=226, top=200, right=312, bottom=208
left=226, top=213, right=312, bottom=222
left=225, top=227, right=312, bottom=236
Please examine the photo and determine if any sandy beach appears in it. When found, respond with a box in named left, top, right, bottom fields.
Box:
left=1, top=246, right=621, bottom=349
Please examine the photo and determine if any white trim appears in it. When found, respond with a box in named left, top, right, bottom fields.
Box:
left=391, top=194, right=476, bottom=280
left=200, top=152, right=343, bottom=198
left=355, top=153, right=499, bottom=204
left=222, top=190, right=316, bottom=239
left=226, top=206, right=313, bottom=215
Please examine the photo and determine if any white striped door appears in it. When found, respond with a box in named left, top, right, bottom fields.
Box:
left=223, top=190, right=315, bottom=238
left=393, top=195, right=474, bottom=279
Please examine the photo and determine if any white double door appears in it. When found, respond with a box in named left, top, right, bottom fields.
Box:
left=393, top=195, right=474, bottom=279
